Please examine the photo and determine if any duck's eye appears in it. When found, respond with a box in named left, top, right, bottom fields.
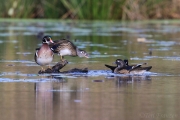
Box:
left=43, top=39, right=46, bottom=42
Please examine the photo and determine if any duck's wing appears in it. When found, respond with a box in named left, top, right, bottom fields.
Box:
left=144, top=66, right=152, bottom=71
left=105, top=64, right=116, bottom=72
left=34, top=47, right=40, bottom=57
left=50, top=39, right=76, bottom=53
left=132, top=66, right=152, bottom=71
left=130, top=63, right=152, bottom=71
left=53, top=39, right=68, bottom=44
left=131, top=63, right=147, bottom=69
left=34, top=48, right=39, bottom=62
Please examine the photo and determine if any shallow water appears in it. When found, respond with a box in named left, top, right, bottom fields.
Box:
left=0, top=20, right=180, bottom=120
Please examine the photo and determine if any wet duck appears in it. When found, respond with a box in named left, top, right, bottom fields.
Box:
left=114, top=59, right=152, bottom=75
left=49, top=38, right=89, bottom=61
left=34, top=36, right=54, bottom=71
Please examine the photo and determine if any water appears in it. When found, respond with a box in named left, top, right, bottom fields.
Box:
left=0, top=20, right=180, bottom=120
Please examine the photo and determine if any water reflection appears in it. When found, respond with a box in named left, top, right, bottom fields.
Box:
left=35, top=77, right=87, bottom=120
left=115, top=76, right=151, bottom=86
left=35, top=82, right=53, bottom=120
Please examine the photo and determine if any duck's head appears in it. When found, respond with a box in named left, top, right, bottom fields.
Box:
left=76, top=48, right=89, bottom=58
left=42, top=36, right=54, bottom=44
left=115, top=59, right=126, bottom=67
left=124, top=59, right=128, bottom=66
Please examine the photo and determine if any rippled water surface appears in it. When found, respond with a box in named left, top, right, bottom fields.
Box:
left=0, top=20, right=180, bottom=120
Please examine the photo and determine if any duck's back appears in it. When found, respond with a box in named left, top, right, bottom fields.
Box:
left=50, top=39, right=77, bottom=56
left=129, top=66, right=152, bottom=74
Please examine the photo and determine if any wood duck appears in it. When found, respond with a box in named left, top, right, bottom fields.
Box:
left=114, top=59, right=152, bottom=74
left=34, top=36, right=54, bottom=71
left=49, top=38, right=89, bottom=61
left=105, top=59, right=129, bottom=72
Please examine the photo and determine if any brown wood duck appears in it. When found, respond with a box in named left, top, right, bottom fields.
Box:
left=105, top=59, right=129, bottom=72
left=105, top=59, right=152, bottom=75
left=49, top=38, right=89, bottom=61
left=114, top=59, right=152, bottom=74
left=34, top=36, right=54, bottom=71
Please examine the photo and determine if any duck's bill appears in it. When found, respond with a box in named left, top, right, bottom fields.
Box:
left=85, top=56, right=89, bottom=58
left=85, top=54, right=89, bottom=58
left=50, top=38, right=54, bottom=43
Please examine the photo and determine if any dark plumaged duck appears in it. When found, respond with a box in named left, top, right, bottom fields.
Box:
left=114, top=59, right=152, bottom=75
left=49, top=37, right=89, bottom=61
left=105, top=59, right=129, bottom=72
left=34, top=36, right=54, bottom=71
left=105, top=59, right=152, bottom=75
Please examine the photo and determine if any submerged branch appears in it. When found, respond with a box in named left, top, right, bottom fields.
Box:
left=38, top=60, right=88, bottom=74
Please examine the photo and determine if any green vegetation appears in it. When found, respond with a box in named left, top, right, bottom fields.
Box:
left=2, top=0, right=180, bottom=20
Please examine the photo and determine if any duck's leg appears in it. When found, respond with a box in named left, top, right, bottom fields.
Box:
left=41, top=66, right=44, bottom=71
left=48, top=65, right=51, bottom=69
left=60, top=55, right=65, bottom=62
left=60, top=55, right=63, bottom=61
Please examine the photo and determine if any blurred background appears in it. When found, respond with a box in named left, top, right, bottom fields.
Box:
left=3, top=0, right=180, bottom=20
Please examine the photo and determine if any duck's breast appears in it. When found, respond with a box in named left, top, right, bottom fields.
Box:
left=35, top=44, right=53, bottom=65
left=59, top=48, right=72, bottom=56
left=36, top=56, right=53, bottom=66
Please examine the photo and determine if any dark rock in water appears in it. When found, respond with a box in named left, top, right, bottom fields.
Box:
left=38, top=60, right=88, bottom=74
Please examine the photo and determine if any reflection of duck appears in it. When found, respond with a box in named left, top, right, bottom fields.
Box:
left=115, top=76, right=151, bottom=85
left=48, top=36, right=89, bottom=61
left=34, top=36, right=54, bottom=71
left=48, top=75, right=67, bottom=83
left=114, top=59, right=152, bottom=74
